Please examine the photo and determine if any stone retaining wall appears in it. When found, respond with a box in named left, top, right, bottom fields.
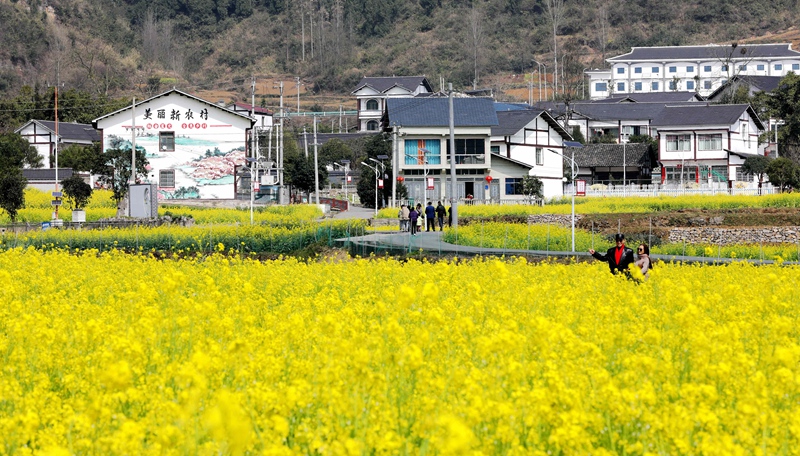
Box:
left=527, top=214, right=582, bottom=226
left=668, top=227, right=800, bottom=245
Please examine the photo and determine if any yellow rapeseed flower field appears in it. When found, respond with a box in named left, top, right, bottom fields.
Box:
left=3, top=249, right=800, bottom=454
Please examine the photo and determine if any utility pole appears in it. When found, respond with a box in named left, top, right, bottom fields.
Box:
left=274, top=80, right=285, bottom=203
left=303, top=126, right=308, bottom=158
left=54, top=86, right=60, bottom=221
left=448, top=83, right=458, bottom=230
left=392, top=125, right=398, bottom=208
left=128, top=97, right=136, bottom=217
left=313, top=117, right=320, bottom=204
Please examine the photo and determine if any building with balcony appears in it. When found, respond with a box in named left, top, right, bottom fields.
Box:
left=352, top=76, right=433, bottom=132
left=586, top=43, right=800, bottom=99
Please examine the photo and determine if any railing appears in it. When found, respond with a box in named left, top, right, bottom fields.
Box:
left=582, top=184, right=779, bottom=198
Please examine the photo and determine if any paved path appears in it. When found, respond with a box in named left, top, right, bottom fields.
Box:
left=335, top=228, right=788, bottom=265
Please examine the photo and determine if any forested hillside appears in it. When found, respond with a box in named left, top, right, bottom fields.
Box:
left=1, top=0, right=799, bottom=114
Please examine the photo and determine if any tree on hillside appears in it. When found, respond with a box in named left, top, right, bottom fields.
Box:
left=741, top=155, right=772, bottom=195
left=766, top=157, right=799, bottom=193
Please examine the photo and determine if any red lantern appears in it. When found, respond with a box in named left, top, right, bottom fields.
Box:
left=485, top=175, right=494, bottom=183
left=397, top=176, right=405, bottom=182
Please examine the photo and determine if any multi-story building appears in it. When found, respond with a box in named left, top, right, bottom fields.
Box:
left=352, top=76, right=433, bottom=131
left=586, top=43, right=800, bottom=99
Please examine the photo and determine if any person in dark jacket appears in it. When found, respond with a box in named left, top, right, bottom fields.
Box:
left=425, top=201, right=436, bottom=231
left=589, top=233, right=635, bottom=275
left=435, top=201, right=446, bottom=230
left=409, top=207, right=419, bottom=236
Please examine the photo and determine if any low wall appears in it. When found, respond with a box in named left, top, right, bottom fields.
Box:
left=668, top=227, right=800, bottom=245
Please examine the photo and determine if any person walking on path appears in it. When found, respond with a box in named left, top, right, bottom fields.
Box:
left=409, top=206, right=419, bottom=236
left=399, top=204, right=410, bottom=232
left=425, top=202, right=436, bottom=231
left=435, top=201, right=446, bottom=230
left=589, top=233, right=635, bottom=276
left=447, top=205, right=452, bottom=227
left=634, top=243, right=653, bottom=280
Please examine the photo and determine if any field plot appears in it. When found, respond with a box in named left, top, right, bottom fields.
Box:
left=2, top=249, right=800, bottom=454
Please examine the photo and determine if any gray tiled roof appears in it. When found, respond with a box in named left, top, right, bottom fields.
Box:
left=492, top=110, right=571, bottom=139
left=21, top=121, right=100, bottom=143
left=625, top=92, right=702, bottom=103
left=568, top=143, right=651, bottom=168
left=570, top=102, right=675, bottom=121
left=650, top=104, right=763, bottom=129
left=386, top=98, right=498, bottom=127
left=609, top=44, right=800, bottom=62
left=352, top=76, right=433, bottom=94
left=22, top=168, right=74, bottom=181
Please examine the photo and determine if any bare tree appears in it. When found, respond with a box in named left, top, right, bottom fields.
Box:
left=593, top=0, right=609, bottom=62
left=467, top=6, right=485, bottom=89
left=544, top=0, right=566, bottom=96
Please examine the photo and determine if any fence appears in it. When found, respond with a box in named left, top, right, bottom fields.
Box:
left=582, top=183, right=778, bottom=198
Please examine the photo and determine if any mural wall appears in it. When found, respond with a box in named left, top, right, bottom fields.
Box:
left=94, top=91, right=253, bottom=200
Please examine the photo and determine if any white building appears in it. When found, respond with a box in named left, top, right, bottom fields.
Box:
left=15, top=120, right=100, bottom=169
left=491, top=109, right=573, bottom=199
left=352, top=76, right=433, bottom=132
left=93, top=89, right=255, bottom=200
left=650, top=104, right=764, bottom=186
left=385, top=97, right=500, bottom=202
left=587, top=43, right=800, bottom=99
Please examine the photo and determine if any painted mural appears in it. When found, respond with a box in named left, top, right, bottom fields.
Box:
left=94, top=90, right=253, bottom=200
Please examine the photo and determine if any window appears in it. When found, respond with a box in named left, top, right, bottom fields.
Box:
left=742, top=123, right=749, bottom=147
left=505, top=178, right=523, bottom=195
left=793, top=64, right=800, bottom=71
left=665, top=166, right=697, bottom=182
left=366, top=120, right=379, bottom=131
left=652, top=67, right=660, bottom=73
left=617, top=67, right=625, bottom=74
left=595, top=82, right=608, bottom=92
left=776, top=64, right=783, bottom=71
left=652, top=81, right=659, bottom=90
left=698, top=134, right=722, bottom=151
left=366, top=99, right=379, bottom=110
left=634, top=82, right=642, bottom=91
left=406, top=139, right=442, bottom=165
left=447, top=138, right=485, bottom=164
left=666, top=135, right=691, bottom=152
left=617, top=82, right=625, bottom=92
left=687, top=66, right=695, bottom=73
left=634, top=67, right=642, bottom=74
left=159, top=132, right=175, bottom=151
left=756, top=64, right=765, bottom=71
left=686, top=80, right=695, bottom=90
left=159, top=169, right=175, bottom=188
left=736, top=166, right=752, bottom=181
left=490, top=145, right=500, bottom=154
left=669, top=80, right=677, bottom=90
left=704, top=65, right=712, bottom=72
left=739, top=64, right=747, bottom=71
left=722, top=65, right=729, bottom=72
left=669, top=66, right=677, bottom=73
left=704, top=80, right=712, bottom=89
left=536, top=148, right=544, bottom=165
left=709, top=165, right=728, bottom=182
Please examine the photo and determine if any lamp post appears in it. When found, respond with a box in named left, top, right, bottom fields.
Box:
left=620, top=131, right=629, bottom=196
left=245, top=157, right=257, bottom=224
left=361, top=161, right=380, bottom=216
left=334, top=160, right=350, bottom=202
left=370, top=154, right=388, bottom=207
left=405, top=148, right=431, bottom=202
left=549, top=143, right=582, bottom=252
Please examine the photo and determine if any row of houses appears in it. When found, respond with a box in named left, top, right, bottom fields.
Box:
left=15, top=43, right=787, bottom=203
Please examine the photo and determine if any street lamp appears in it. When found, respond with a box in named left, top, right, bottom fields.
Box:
left=620, top=130, right=629, bottom=195
left=548, top=141, right=583, bottom=252
left=361, top=161, right=380, bottom=216
left=405, top=148, right=431, bottom=202
left=370, top=154, right=389, bottom=207
left=334, top=160, right=350, bottom=202
left=533, top=60, right=544, bottom=102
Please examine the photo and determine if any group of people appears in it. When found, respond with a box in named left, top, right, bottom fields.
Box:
left=589, top=233, right=653, bottom=280
left=399, top=202, right=449, bottom=235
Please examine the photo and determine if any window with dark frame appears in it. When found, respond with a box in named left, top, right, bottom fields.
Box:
left=366, top=99, right=379, bottom=110
left=159, top=169, right=175, bottom=188
left=505, top=178, right=523, bottom=195
left=159, top=132, right=175, bottom=151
